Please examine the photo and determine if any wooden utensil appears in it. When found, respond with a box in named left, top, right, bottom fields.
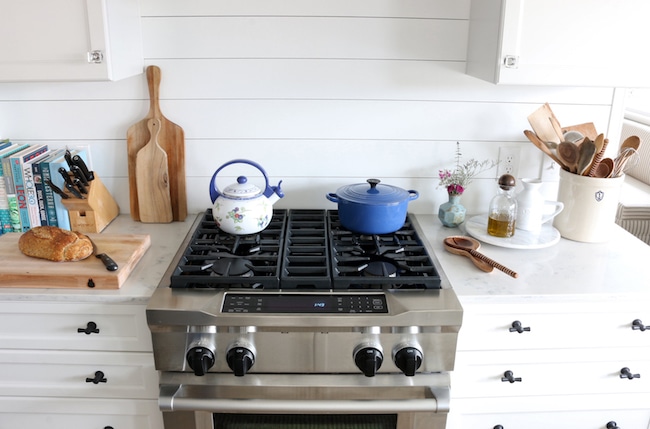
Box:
left=593, top=157, right=613, bottom=178
left=524, top=130, right=565, bottom=168
left=577, top=139, right=596, bottom=176
left=126, top=65, right=187, bottom=222
left=527, top=103, right=562, bottom=144
left=135, top=118, right=173, bottom=223
left=561, top=122, right=598, bottom=141
left=443, top=236, right=518, bottom=278
left=557, top=142, right=579, bottom=173
left=587, top=135, right=608, bottom=177
left=620, top=135, right=641, bottom=153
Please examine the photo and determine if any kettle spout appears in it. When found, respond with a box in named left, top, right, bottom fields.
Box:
left=265, top=180, right=284, bottom=204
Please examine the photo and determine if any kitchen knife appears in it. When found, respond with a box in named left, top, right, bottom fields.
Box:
left=64, top=150, right=75, bottom=169
left=71, top=165, right=89, bottom=185
left=74, top=177, right=88, bottom=194
left=58, top=167, right=75, bottom=187
left=88, top=237, right=118, bottom=271
left=65, top=181, right=84, bottom=199
left=72, top=154, right=94, bottom=181
left=44, top=179, right=69, bottom=199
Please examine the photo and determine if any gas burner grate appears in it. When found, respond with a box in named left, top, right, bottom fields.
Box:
left=279, top=210, right=332, bottom=289
left=169, top=210, right=287, bottom=288
left=327, top=211, right=441, bottom=289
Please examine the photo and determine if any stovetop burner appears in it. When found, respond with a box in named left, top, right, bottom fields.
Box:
left=169, top=209, right=441, bottom=290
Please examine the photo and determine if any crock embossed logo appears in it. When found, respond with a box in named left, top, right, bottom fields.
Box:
left=595, top=190, right=604, bottom=202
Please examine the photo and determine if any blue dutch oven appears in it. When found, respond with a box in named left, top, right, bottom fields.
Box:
left=326, top=179, right=419, bottom=234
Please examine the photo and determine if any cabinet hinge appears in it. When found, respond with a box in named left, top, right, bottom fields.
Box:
left=87, top=50, right=104, bottom=64
left=503, top=55, right=519, bottom=68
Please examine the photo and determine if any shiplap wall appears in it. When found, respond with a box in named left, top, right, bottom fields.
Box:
left=0, top=0, right=623, bottom=217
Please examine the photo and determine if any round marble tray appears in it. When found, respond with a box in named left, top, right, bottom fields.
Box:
left=463, top=215, right=561, bottom=249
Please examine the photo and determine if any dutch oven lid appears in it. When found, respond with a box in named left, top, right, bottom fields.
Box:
left=337, top=179, right=411, bottom=206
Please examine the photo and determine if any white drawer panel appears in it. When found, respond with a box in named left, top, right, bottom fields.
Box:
left=0, top=350, right=159, bottom=399
left=458, top=307, right=650, bottom=351
left=452, top=348, right=650, bottom=398
left=0, top=397, right=163, bottom=429
left=0, top=302, right=152, bottom=352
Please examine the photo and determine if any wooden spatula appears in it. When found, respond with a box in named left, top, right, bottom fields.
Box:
left=135, top=119, right=173, bottom=223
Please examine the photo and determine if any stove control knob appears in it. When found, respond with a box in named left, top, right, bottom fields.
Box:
left=393, top=346, right=423, bottom=376
left=226, top=347, right=255, bottom=377
left=354, top=346, right=384, bottom=377
left=186, top=346, right=215, bottom=376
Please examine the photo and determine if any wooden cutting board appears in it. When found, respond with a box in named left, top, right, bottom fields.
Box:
left=0, top=233, right=151, bottom=289
left=127, top=65, right=187, bottom=222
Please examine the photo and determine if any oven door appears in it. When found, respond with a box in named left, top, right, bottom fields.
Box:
left=158, top=373, right=450, bottom=429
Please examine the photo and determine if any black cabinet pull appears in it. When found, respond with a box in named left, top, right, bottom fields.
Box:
left=86, top=370, right=107, bottom=384
left=632, top=319, right=648, bottom=331
left=606, top=422, right=619, bottom=429
left=509, top=320, right=530, bottom=333
left=104, top=427, right=114, bottom=429
left=494, top=426, right=504, bottom=429
left=619, top=367, right=640, bottom=380
left=77, top=321, right=99, bottom=335
left=501, top=370, right=522, bottom=383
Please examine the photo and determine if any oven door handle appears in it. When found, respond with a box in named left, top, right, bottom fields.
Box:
left=159, top=384, right=444, bottom=414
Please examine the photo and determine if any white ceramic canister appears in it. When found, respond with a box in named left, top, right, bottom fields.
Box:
left=516, top=178, right=564, bottom=232
left=552, top=169, right=624, bottom=243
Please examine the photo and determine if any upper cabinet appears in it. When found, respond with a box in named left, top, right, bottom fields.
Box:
left=466, top=0, right=650, bottom=87
left=0, top=0, right=143, bottom=82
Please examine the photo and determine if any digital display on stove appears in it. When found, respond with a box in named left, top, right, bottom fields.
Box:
left=222, top=293, right=388, bottom=314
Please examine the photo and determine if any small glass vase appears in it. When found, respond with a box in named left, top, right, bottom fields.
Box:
left=438, top=193, right=466, bottom=227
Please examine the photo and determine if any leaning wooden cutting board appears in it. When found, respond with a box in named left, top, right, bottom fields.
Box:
left=0, top=233, right=151, bottom=289
left=127, top=65, right=187, bottom=222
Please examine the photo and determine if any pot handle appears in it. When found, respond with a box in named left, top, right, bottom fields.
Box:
left=326, top=193, right=339, bottom=203
left=407, top=190, right=419, bottom=201
left=210, top=159, right=272, bottom=203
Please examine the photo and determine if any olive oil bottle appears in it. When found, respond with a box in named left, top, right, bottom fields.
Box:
left=487, top=174, right=517, bottom=238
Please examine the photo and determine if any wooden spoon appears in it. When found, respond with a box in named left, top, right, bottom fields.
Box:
left=443, top=236, right=518, bottom=278
left=587, top=134, right=607, bottom=177
left=593, top=157, right=613, bottom=178
left=524, top=130, right=565, bottom=168
left=557, top=142, right=579, bottom=173
left=620, top=135, right=641, bottom=153
left=135, top=118, right=174, bottom=223
left=577, top=139, right=596, bottom=176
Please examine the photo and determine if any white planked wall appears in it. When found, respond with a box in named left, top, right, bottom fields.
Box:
left=0, top=0, right=625, bottom=217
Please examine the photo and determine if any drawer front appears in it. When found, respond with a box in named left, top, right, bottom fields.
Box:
left=0, top=397, right=163, bottom=429
left=452, top=348, right=650, bottom=398
left=458, top=304, right=650, bottom=351
left=0, top=350, right=159, bottom=399
left=0, top=302, right=152, bottom=352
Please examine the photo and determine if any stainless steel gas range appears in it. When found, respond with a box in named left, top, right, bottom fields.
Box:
left=147, top=209, right=463, bottom=429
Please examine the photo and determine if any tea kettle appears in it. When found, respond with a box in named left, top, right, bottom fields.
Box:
left=209, top=159, right=284, bottom=235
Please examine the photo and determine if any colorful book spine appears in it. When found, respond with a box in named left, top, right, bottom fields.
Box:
left=39, top=149, right=65, bottom=227
left=26, top=151, right=51, bottom=227
left=10, top=145, right=48, bottom=232
left=0, top=144, right=30, bottom=233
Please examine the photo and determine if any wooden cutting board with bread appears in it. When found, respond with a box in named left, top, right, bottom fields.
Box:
left=0, top=227, right=150, bottom=289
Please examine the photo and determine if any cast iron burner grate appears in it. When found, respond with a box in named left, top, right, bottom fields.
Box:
left=169, top=209, right=440, bottom=289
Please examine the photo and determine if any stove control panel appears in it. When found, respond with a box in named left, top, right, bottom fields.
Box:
left=222, top=293, right=388, bottom=314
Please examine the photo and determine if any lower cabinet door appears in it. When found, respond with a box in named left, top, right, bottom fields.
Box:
left=0, top=397, right=163, bottom=429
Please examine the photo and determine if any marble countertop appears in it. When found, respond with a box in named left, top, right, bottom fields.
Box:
left=0, top=214, right=198, bottom=304
left=2, top=213, right=649, bottom=305
left=413, top=214, right=650, bottom=303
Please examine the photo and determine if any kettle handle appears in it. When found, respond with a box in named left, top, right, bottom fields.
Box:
left=210, top=159, right=272, bottom=203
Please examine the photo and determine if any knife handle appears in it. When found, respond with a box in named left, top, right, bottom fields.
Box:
left=71, top=165, right=89, bottom=185
left=72, top=155, right=94, bottom=181
left=97, top=253, right=118, bottom=271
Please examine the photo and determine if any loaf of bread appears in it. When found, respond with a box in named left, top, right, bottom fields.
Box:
left=18, top=226, right=93, bottom=262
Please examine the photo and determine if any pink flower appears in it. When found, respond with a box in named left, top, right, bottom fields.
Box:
left=447, top=184, right=464, bottom=195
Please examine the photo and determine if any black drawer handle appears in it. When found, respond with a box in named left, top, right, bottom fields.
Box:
left=86, top=370, right=107, bottom=384
left=619, top=367, right=640, bottom=380
left=494, top=426, right=504, bottom=429
left=501, top=370, right=522, bottom=383
left=632, top=319, right=648, bottom=331
left=509, top=320, right=530, bottom=333
left=77, top=321, right=100, bottom=335
left=606, top=422, right=619, bottom=429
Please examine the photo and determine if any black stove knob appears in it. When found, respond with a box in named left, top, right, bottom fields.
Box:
left=186, top=346, right=215, bottom=376
left=393, top=347, right=423, bottom=376
left=354, top=347, right=384, bottom=377
left=226, top=347, right=255, bottom=377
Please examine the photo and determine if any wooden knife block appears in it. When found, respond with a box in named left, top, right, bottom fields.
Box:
left=60, top=175, right=119, bottom=233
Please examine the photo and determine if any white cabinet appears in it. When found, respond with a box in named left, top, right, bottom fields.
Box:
left=0, top=0, right=143, bottom=82
left=466, top=0, right=650, bottom=87
left=449, top=299, right=650, bottom=428
left=0, top=301, right=163, bottom=428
